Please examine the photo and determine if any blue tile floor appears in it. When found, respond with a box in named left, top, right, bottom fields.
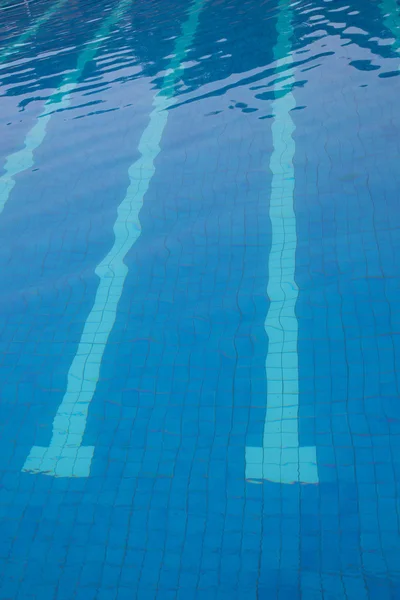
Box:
left=0, top=0, right=400, bottom=597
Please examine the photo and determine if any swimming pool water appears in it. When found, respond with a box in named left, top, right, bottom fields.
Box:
left=0, top=0, right=400, bottom=597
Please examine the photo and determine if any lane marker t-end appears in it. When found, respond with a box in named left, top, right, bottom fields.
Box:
left=23, top=445, right=94, bottom=477
left=245, top=443, right=318, bottom=484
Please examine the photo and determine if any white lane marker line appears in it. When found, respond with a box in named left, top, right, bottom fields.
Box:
left=0, top=0, right=68, bottom=64
left=245, top=0, right=318, bottom=484
left=379, top=0, right=400, bottom=59
left=0, top=0, right=131, bottom=217
left=23, top=0, right=206, bottom=477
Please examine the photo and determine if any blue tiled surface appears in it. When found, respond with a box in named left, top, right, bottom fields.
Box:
left=1, top=0, right=400, bottom=597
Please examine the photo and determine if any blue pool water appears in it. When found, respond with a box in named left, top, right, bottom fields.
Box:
left=1, top=0, right=400, bottom=596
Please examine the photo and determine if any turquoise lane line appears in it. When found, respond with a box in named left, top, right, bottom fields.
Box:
left=0, top=0, right=131, bottom=218
left=245, top=0, right=318, bottom=484
left=22, top=0, right=206, bottom=478
left=0, top=0, right=68, bottom=65
left=379, top=0, right=400, bottom=54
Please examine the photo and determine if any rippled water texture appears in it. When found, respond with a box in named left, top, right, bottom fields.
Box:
left=0, top=0, right=400, bottom=597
